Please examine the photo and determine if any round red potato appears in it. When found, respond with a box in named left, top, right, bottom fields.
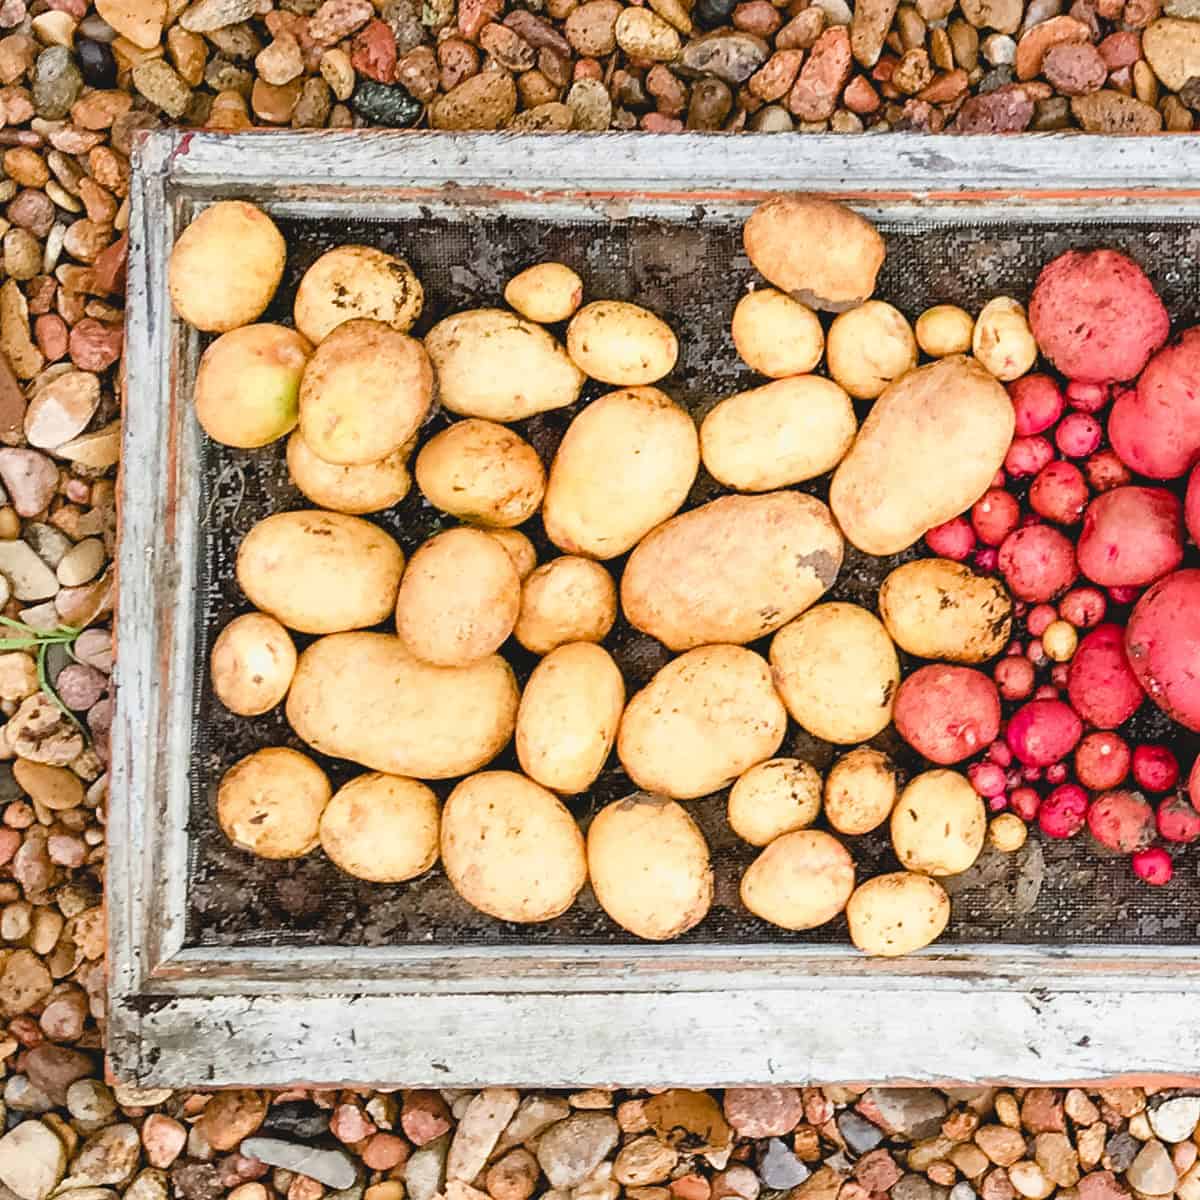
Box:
left=1077, top=486, right=1183, bottom=589
left=893, top=665, right=1001, bottom=765
left=1126, top=569, right=1200, bottom=731
left=1067, top=624, right=1143, bottom=730
left=1087, top=789, right=1155, bottom=854
left=1006, top=699, right=1083, bottom=768
left=998, top=524, right=1077, bottom=602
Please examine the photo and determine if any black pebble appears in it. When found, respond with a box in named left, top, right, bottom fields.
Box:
left=350, top=81, right=423, bottom=127
left=261, top=1100, right=332, bottom=1140
left=693, top=0, right=737, bottom=29
left=77, top=39, right=117, bottom=90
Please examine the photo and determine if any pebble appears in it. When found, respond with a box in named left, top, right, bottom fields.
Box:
left=1143, top=17, right=1200, bottom=90
left=566, top=76, right=612, bottom=128
left=486, top=1148, right=540, bottom=1200
left=613, top=1136, right=679, bottom=1186
left=538, top=1113, right=621, bottom=1189
left=759, top=1139, right=811, bottom=1189
left=24, top=1042, right=93, bottom=1104
left=679, top=29, right=769, bottom=81
left=350, top=80, right=422, bottom=124
left=59, top=1124, right=140, bottom=1188
left=23, top=369, right=99, bottom=450
left=838, top=1109, right=886, bottom=1155
left=132, top=59, right=192, bottom=116
left=0, top=538, right=58, bottom=599
left=1146, top=1097, right=1200, bottom=1144
left=447, top=1089, right=520, bottom=1182
left=0, top=1118, right=66, bottom=1200
left=859, top=1089, right=949, bottom=1140
left=1071, top=87, right=1163, bottom=128
left=66, top=1078, right=117, bottom=1124
left=201, top=1090, right=268, bottom=1152
left=404, top=1134, right=449, bottom=1200
left=723, top=1089, right=803, bottom=1140
left=429, top=69, right=515, bottom=128
left=179, top=0, right=260, bottom=31
left=615, top=8, right=681, bottom=59
left=498, top=1094, right=572, bottom=1154
left=0, top=448, right=56, bottom=516
left=1126, top=1139, right=1176, bottom=1195
left=400, top=1092, right=451, bottom=1147
left=239, top=1140, right=356, bottom=1190
left=31, top=46, right=81, bottom=119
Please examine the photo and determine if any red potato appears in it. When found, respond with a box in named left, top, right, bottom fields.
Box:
left=1132, top=744, right=1179, bottom=793
left=1087, top=788, right=1155, bottom=853
left=925, top=516, right=975, bottom=561
left=1126, top=569, right=1200, bottom=731
left=1059, top=586, right=1106, bottom=629
left=1067, top=380, right=1108, bottom=413
left=1076, top=487, right=1183, bottom=589
left=1029, top=461, right=1089, bottom=525
left=1084, top=449, right=1132, bottom=493
left=1163, top=785, right=1200, bottom=844
left=1006, top=698, right=1083, bottom=767
left=971, top=489, right=1020, bottom=546
left=1186, top=460, right=1200, bottom=546
left=994, top=655, right=1035, bottom=700
left=1132, top=846, right=1173, bottom=885
left=892, top=664, right=1001, bottom=766
left=1054, top=412, right=1102, bottom=459
left=1004, top=436, right=1055, bottom=478
left=1074, top=731, right=1130, bottom=791
left=1038, top=784, right=1089, bottom=839
left=1009, top=374, right=1064, bottom=436
left=998, top=524, right=1077, bottom=602
left=1067, top=623, right=1143, bottom=729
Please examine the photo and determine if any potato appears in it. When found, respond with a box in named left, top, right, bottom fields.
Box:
left=743, top=196, right=885, bottom=312
left=878, top=558, right=1013, bottom=663
left=395, top=527, right=520, bottom=667
left=441, top=771, right=586, bottom=922
left=319, top=773, right=439, bottom=883
left=287, top=633, right=518, bottom=779
left=483, top=527, right=537, bottom=580
left=286, top=432, right=412, bottom=514
left=731, top=288, right=824, bottom=378
left=210, top=611, right=296, bottom=716
left=415, top=419, right=545, bottom=528
left=740, top=829, right=855, bottom=931
left=517, top=643, right=624, bottom=794
left=236, top=510, right=405, bottom=635
left=425, top=308, right=585, bottom=421
left=505, top=262, right=584, bottom=323
left=621, top=491, right=843, bottom=651
left=847, top=871, right=950, bottom=957
left=827, top=301, right=918, bottom=400
left=769, top=603, right=899, bottom=744
left=542, top=387, right=699, bottom=558
left=830, top=355, right=1015, bottom=555
left=973, top=296, right=1038, bottom=382
left=617, top=644, right=786, bottom=800
left=890, top=769, right=986, bottom=876
left=169, top=200, right=285, bottom=333
left=727, top=757, right=822, bottom=847
left=916, top=304, right=974, bottom=357
left=566, top=301, right=678, bottom=386
left=217, top=747, right=330, bottom=860
left=514, top=555, right=617, bottom=654
left=293, top=244, right=423, bottom=345
left=824, top=747, right=897, bottom=836
left=700, top=376, right=856, bottom=492
left=299, top=318, right=433, bottom=466
left=587, top=794, right=712, bottom=940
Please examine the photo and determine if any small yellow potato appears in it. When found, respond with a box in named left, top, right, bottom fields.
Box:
left=566, top=301, right=678, bottom=386
left=517, top=643, right=625, bottom=794
left=514, top=556, right=617, bottom=654
left=916, top=304, right=974, bottom=357
left=617, top=644, right=787, bottom=801
left=168, top=200, right=286, bottom=333
left=299, top=318, right=433, bottom=466
left=415, top=419, right=545, bottom=528
left=482, top=527, right=537, bottom=580
left=740, top=829, right=855, bottom=931
left=293, top=244, right=423, bottom=344
left=286, top=432, right=412, bottom=515
left=823, top=747, right=897, bottom=836
left=727, top=757, right=822, bottom=847
left=731, top=288, right=824, bottom=378
left=847, top=871, right=950, bottom=957
left=319, top=773, right=439, bottom=883
left=973, top=296, right=1038, bottom=382
left=700, top=376, right=856, bottom=492
left=505, top=262, right=584, bottom=323
left=769, top=603, right=900, bottom=745
left=209, top=612, right=296, bottom=717
left=890, top=769, right=986, bottom=877
left=826, top=300, right=918, bottom=400
left=217, top=747, right=330, bottom=860
left=1042, top=619, right=1078, bottom=662
left=395, top=527, right=520, bottom=667
left=587, top=794, right=712, bottom=941
left=441, top=771, right=586, bottom=922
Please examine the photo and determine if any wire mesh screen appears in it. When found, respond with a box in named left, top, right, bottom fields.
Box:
left=184, top=203, right=1200, bottom=950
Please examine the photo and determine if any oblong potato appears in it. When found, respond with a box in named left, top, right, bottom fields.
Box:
left=210, top=611, right=296, bottom=716
left=293, top=244, right=424, bottom=344
left=731, top=288, right=824, bottom=378
left=517, top=642, right=625, bottom=794
left=236, top=510, right=405, bottom=635
left=617, top=644, right=787, bottom=800
left=425, top=308, right=585, bottom=421
left=286, top=432, right=412, bottom=514
left=847, top=871, right=950, bottom=957
left=878, top=558, right=1013, bottom=664
left=319, top=773, right=439, bottom=883
left=727, top=757, right=822, bottom=847
left=700, top=376, right=856, bottom=492
left=890, top=769, right=986, bottom=877
left=542, top=387, right=699, bottom=559
left=588, top=794, right=712, bottom=940
left=973, top=296, right=1037, bottom=382
left=740, top=829, right=855, bottom=931
left=621, top=491, right=843, bottom=651
left=824, top=747, right=897, bottom=836
left=441, top=771, right=586, bottom=922
left=514, top=556, right=617, bottom=654
left=286, top=632, right=518, bottom=779
left=826, top=300, right=918, bottom=400
left=830, top=355, right=1015, bottom=556
left=505, top=262, right=584, bottom=324
left=566, top=301, right=678, bottom=386
left=217, top=747, right=330, bottom=860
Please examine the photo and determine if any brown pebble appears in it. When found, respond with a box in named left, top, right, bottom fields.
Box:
left=437, top=37, right=480, bottom=92
left=748, top=48, right=804, bottom=100
left=1071, top=86, right=1163, bottom=129
left=787, top=24, right=851, bottom=119
left=733, top=0, right=782, bottom=37
left=1042, top=41, right=1106, bottom=93
left=776, top=6, right=825, bottom=49
left=251, top=76, right=302, bottom=122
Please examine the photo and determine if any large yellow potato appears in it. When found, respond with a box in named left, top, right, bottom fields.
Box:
left=973, top=296, right=1037, bottom=382
left=740, top=829, right=855, bottom=931
left=504, top=262, right=584, bottom=323
left=441, top=771, right=586, bottom=922
left=517, top=643, right=624, bottom=794
left=293, top=244, right=423, bottom=344
left=617, top=644, right=786, bottom=800
left=587, top=795, right=712, bottom=940
left=514, top=556, right=617, bottom=654
left=210, top=612, right=296, bottom=717
left=621, top=491, right=843, bottom=651
left=830, top=355, right=1015, bottom=555
left=236, top=510, right=405, bottom=635
left=731, top=288, right=824, bottom=378
left=769, top=603, right=899, bottom=744
left=826, top=301, right=918, bottom=400
left=566, top=301, right=678, bottom=386
left=878, top=558, right=1013, bottom=664
left=319, top=773, right=439, bottom=883
left=700, top=376, right=855, bottom=492
left=286, top=432, right=412, bottom=515
left=425, top=308, right=585, bottom=421
left=542, top=387, right=699, bottom=559
left=286, top=632, right=518, bottom=779
left=824, top=747, right=897, bottom=836
left=847, top=871, right=950, bottom=957
left=217, top=747, right=330, bottom=860
left=727, top=757, right=822, bottom=847
left=890, top=769, right=986, bottom=877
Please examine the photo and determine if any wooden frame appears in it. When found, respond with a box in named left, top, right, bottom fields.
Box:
left=112, top=129, right=1200, bottom=1088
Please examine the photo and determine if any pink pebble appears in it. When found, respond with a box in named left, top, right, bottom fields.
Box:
left=1055, top=412, right=1102, bottom=457
left=0, top=828, right=19, bottom=866
left=1132, top=846, right=1173, bottom=886
left=46, top=835, right=85, bottom=868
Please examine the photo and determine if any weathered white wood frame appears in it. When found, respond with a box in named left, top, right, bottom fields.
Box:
left=112, top=129, right=1200, bottom=1088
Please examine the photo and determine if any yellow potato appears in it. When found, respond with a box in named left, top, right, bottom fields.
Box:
left=286, top=632, right=518, bottom=779
left=621, top=491, right=843, bottom=651
left=441, top=771, right=586, bottom=922
left=425, top=308, right=585, bottom=421
left=319, top=773, right=439, bottom=883
left=587, top=794, right=712, bottom=940
left=504, top=262, right=584, bottom=323
left=727, top=757, right=822, bottom=847
left=514, top=556, right=617, bottom=654
left=517, top=642, right=625, bottom=794
left=829, top=355, right=1015, bottom=555
left=916, top=304, right=974, bottom=357
left=890, top=769, right=986, bottom=877
left=566, top=301, right=678, bottom=386
left=847, top=871, right=950, bottom=957
left=700, top=376, right=856, bottom=492
left=482, top=527, right=537, bottom=580
left=617, top=644, right=787, bottom=800
left=542, top=387, right=699, bottom=558
left=824, top=747, right=897, bottom=836
left=973, top=296, right=1038, bottom=382
left=740, top=829, right=855, bottom=931
left=217, top=747, right=330, bottom=860
left=236, top=510, right=405, bottom=635
left=989, top=812, right=1028, bottom=853
left=731, top=288, right=824, bottom=378
left=293, top=244, right=423, bottom=344
left=286, top=432, right=412, bottom=514
left=826, top=301, right=918, bottom=400
left=210, top=612, right=296, bottom=717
